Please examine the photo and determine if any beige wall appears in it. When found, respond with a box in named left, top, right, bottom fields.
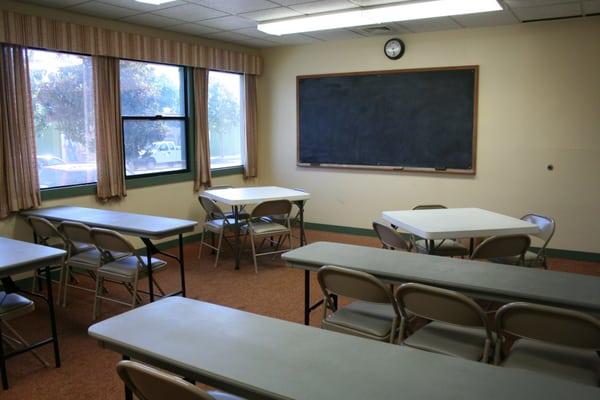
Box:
left=257, top=17, right=600, bottom=253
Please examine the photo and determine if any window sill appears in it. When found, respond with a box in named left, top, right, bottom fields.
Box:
left=40, top=167, right=245, bottom=201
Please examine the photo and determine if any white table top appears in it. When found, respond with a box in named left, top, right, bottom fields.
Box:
left=0, top=237, right=66, bottom=278
left=283, top=242, right=600, bottom=316
left=202, top=186, right=310, bottom=206
left=22, top=206, right=197, bottom=239
left=382, top=208, right=539, bottom=239
left=89, top=297, right=600, bottom=400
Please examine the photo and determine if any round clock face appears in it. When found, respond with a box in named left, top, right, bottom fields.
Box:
left=384, top=38, right=405, bottom=60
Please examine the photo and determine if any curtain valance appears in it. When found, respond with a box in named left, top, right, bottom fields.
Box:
left=2, top=11, right=262, bottom=75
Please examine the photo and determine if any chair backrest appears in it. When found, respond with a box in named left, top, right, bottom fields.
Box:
left=59, top=221, right=93, bottom=246
left=251, top=200, right=292, bottom=219
left=522, top=214, right=555, bottom=246
left=372, top=222, right=410, bottom=251
left=412, top=204, right=447, bottom=210
left=470, top=235, right=531, bottom=261
left=496, top=302, right=600, bottom=350
left=117, top=360, right=216, bottom=400
left=198, top=195, right=226, bottom=220
left=26, top=216, right=66, bottom=247
left=90, top=228, right=135, bottom=255
left=317, top=265, right=398, bottom=312
left=396, top=283, right=490, bottom=335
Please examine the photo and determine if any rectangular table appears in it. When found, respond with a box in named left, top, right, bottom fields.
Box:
left=22, top=206, right=197, bottom=301
left=89, top=297, right=600, bottom=400
left=382, top=207, right=540, bottom=253
left=0, top=237, right=65, bottom=390
left=202, top=186, right=311, bottom=269
left=283, top=242, right=600, bottom=325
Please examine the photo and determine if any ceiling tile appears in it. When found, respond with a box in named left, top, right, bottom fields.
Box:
left=240, top=7, right=302, bottom=21
left=503, top=0, right=570, bottom=7
left=232, top=27, right=277, bottom=39
left=236, top=37, right=280, bottom=47
left=351, top=22, right=411, bottom=36
left=153, top=3, right=227, bottom=22
left=305, top=28, right=364, bottom=40
left=270, top=0, right=316, bottom=5
left=349, top=0, right=412, bottom=5
left=400, top=17, right=462, bottom=33
left=452, top=10, right=519, bottom=27
left=67, top=1, right=139, bottom=19
left=186, top=0, right=279, bottom=14
left=121, top=13, right=182, bottom=27
left=206, top=31, right=255, bottom=42
left=167, top=23, right=221, bottom=35
left=583, top=0, right=600, bottom=14
left=511, top=3, right=582, bottom=20
left=98, top=0, right=186, bottom=12
left=290, top=0, right=358, bottom=14
left=21, top=0, right=88, bottom=8
left=198, top=16, right=257, bottom=30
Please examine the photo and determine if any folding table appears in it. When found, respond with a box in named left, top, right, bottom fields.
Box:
left=283, top=241, right=600, bottom=325
left=0, top=237, right=65, bottom=390
left=89, top=297, right=600, bottom=400
left=382, top=207, right=540, bottom=254
left=22, top=206, right=197, bottom=301
left=202, top=186, right=310, bottom=269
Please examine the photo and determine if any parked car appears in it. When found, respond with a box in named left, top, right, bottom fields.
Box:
left=138, top=141, right=183, bottom=170
left=36, top=155, right=65, bottom=168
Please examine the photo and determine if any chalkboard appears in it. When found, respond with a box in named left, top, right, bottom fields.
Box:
left=297, top=66, right=478, bottom=174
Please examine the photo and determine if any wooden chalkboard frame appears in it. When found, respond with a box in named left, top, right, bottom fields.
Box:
left=296, top=65, right=479, bottom=175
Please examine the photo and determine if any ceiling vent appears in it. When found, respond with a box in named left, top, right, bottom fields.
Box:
left=354, top=25, right=394, bottom=36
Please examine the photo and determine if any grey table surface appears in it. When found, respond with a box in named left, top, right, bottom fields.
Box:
left=0, top=236, right=66, bottom=278
left=22, top=206, right=197, bottom=239
left=283, top=241, right=600, bottom=315
left=89, top=297, right=600, bottom=400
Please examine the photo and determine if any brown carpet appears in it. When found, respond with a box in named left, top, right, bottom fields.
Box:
left=3, top=230, right=600, bottom=399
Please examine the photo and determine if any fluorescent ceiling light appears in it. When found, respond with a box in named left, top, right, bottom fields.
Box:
left=135, top=0, right=176, bottom=5
left=257, top=0, right=502, bottom=35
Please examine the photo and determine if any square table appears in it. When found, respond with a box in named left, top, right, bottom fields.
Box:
left=22, top=206, right=197, bottom=302
left=382, top=208, right=540, bottom=254
left=0, top=237, right=65, bottom=390
left=202, top=186, right=310, bottom=269
left=89, top=297, right=600, bottom=400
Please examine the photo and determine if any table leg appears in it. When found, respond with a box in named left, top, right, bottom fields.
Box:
left=0, top=313, right=8, bottom=390
left=428, top=239, right=435, bottom=255
left=299, top=202, right=306, bottom=247
left=304, top=270, right=310, bottom=325
left=146, top=244, right=154, bottom=302
left=469, top=238, right=475, bottom=255
left=234, top=206, right=241, bottom=270
left=44, top=266, right=61, bottom=368
left=122, top=355, right=132, bottom=400
left=179, top=234, right=186, bottom=297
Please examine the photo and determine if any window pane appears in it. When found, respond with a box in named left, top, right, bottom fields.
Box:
left=208, top=71, right=243, bottom=169
left=120, top=60, right=184, bottom=116
left=124, top=120, right=187, bottom=176
left=28, top=49, right=96, bottom=189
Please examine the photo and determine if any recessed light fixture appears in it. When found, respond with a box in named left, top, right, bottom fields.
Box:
left=258, top=0, right=502, bottom=35
left=134, top=0, right=176, bottom=5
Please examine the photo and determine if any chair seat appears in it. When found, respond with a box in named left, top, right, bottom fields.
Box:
left=69, top=249, right=129, bottom=270
left=98, top=256, right=167, bottom=281
left=502, top=339, right=600, bottom=386
left=248, top=221, right=289, bottom=235
left=205, top=218, right=238, bottom=232
left=208, top=391, right=245, bottom=400
left=0, top=292, right=34, bottom=320
left=403, top=321, right=492, bottom=361
left=498, top=250, right=541, bottom=266
left=345, top=300, right=398, bottom=321
left=223, top=211, right=250, bottom=221
left=71, top=241, right=95, bottom=254
left=415, top=239, right=469, bottom=257
left=324, top=306, right=394, bottom=338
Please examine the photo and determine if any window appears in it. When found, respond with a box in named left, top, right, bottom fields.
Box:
left=120, top=60, right=187, bottom=176
left=28, top=49, right=96, bottom=189
left=208, top=71, right=243, bottom=169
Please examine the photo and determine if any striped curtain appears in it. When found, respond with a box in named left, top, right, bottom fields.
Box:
left=93, top=56, right=126, bottom=201
left=0, top=44, right=40, bottom=218
left=243, top=74, right=258, bottom=179
left=193, top=68, right=211, bottom=190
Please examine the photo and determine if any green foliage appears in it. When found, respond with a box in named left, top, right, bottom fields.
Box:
left=208, top=80, right=241, bottom=158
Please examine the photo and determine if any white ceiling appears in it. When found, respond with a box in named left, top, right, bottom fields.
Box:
left=20, top=0, right=600, bottom=48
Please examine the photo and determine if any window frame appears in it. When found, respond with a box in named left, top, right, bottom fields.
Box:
left=207, top=69, right=244, bottom=171
left=119, top=59, right=191, bottom=180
